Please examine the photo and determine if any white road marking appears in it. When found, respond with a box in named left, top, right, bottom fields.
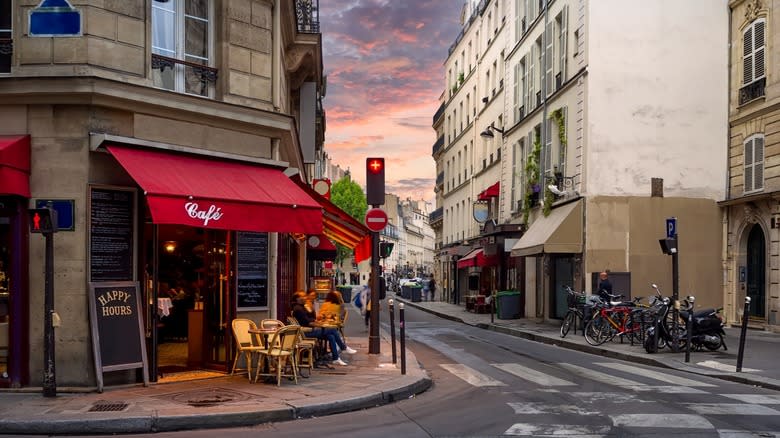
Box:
left=627, top=385, right=707, bottom=394
left=504, top=423, right=609, bottom=436
left=596, top=362, right=716, bottom=387
left=718, top=430, right=780, bottom=437
left=439, top=363, right=506, bottom=387
left=571, top=392, right=651, bottom=404
left=558, top=363, right=643, bottom=388
left=492, top=363, right=577, bottom=387
left=721, top=394, right=780, bottom=404
left=697, top=360, right=759, bottom=373
left=611, top=414, right=713, bottom=429
left=508, top=402, right=599, bottom=416
left=686, top=403, right=780, bottom=416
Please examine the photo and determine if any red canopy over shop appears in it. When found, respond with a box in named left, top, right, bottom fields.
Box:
left=306, top=234, right=337, bottom=261
left=457, top=248, right=499, bottom=269
left=478, top=181, right=500, bottom=201
left=0, top=135, right=31, bottom=197
left=106, top=145, right=323, bottom=234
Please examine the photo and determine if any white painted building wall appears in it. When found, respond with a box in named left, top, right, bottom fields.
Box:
left=586, top=0, right=728, bottom=199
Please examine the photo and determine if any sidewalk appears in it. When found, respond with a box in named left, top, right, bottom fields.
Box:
left=395, top=293, right=780, bottom=391
left=0, top=314, right=430, bottom=435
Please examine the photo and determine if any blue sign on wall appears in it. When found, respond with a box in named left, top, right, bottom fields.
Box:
left=35, top=199, right=75, bottom=231
left=666, top=217, right=677, bottom=238
left=29, top=0, right=81, bottom=37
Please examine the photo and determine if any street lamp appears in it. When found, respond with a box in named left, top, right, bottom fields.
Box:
left=480, top=124, right=505, bottom=138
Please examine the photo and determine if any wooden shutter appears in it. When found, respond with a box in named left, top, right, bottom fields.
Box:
left=743, top=26, right=753, bottom=85
left=529, top=46, right=536, bottom=109
left=755, top=19, right=765, bottom=80
left=744, top=138, right=754, bottom=192
left=561, top=5, right=568, bottom=82
left=545, top=20, right=553, bottom=96
left=514, top=62, right=520, bottom=123
left=754, top=136, right=764, bottom=190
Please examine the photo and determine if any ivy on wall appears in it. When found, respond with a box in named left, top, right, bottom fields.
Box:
left=523, top=108, right=567, bottom=221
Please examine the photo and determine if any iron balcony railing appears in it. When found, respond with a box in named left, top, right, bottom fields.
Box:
left=740, top=77, right=766, bottom=106
left=296, top=0, right=320, bottom=34
left=433, top=102, right=445, bottom=125
left=429, top=207, right=443, bottom=224
left=432, top=135, right=444, bottom=156
left=436, top=172, right=444, bottom=187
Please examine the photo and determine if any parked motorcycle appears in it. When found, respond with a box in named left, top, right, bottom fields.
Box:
left=644, top=284, right=686, bottom=353
left=678, top=299, right=727, bottom=351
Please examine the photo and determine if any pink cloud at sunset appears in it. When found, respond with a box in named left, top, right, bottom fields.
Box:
left=320, top=0, right=463, bottom=202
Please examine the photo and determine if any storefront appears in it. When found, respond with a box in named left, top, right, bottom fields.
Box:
left=0, top=135, right=30, bottom=388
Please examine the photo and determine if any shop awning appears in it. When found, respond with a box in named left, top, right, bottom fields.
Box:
left=294, top=177, right=372, bottom=263
left=457, top=248, right=499, bottom=269
left=106, top=145, right=322, bottom=234
left=0, top=135, right=31, bottom=197
left=510, top=200, right=583, bottom=256
left=307, top=234, right=337, bottom=261
left=478, top=181, right=500, bottom=200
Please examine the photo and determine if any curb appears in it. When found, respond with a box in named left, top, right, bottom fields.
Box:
left=398, top=298, right=780, bottom=392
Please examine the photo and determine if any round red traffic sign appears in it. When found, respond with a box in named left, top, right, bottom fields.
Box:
left=364, top=207, right=388, bottom=232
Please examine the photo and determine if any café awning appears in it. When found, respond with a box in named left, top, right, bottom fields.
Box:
left=294, top=177, right=372, bottom=263
left=0, top=135, right=31, bottom=197
left=306, top=234, right=337, bottom=261
left=478, top=181, right=500, bottom=200
left=457, top=248, right=499, bottom=269
left=510, top=199, right=583, bottom=256
left=106, top=145, right=322, bottom=234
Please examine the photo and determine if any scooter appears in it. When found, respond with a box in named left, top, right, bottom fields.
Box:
left=678, top=299, right=727, bottom=351
left=644, top=284, right=686, bottom=353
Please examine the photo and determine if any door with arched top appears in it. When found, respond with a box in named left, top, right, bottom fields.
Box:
left=746, top=224, right=766, bottom=318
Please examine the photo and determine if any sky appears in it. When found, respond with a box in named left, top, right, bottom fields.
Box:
left=320, top=1, right=464, bottom=204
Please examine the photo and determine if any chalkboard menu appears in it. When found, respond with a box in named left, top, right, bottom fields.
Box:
left=236, top=232, right=268, bottom=310
left=88, top=282, right=149, bottom=392
left=89, top=187, right=135, bottom=282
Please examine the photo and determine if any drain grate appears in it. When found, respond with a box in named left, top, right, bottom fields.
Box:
left=88, top=401, right=129, bottom=412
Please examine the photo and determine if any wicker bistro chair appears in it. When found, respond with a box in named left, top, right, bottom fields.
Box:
left=230, top=318, right=265, bottom=381
left=255, top=325, right=301, bottom=385
left=260, top=319, right=285, bottom=330
left=288, top=323, right=316, bottom=377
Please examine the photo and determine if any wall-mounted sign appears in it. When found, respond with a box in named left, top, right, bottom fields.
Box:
left=35, top=199, right=75, bottom=231
left=473, top=201, right=489, bottom=223
left=88, top=186, right=136, bottom=282
left=29, top=0, right=82, bottom=37
left=236, top=232, right=269, bottom=310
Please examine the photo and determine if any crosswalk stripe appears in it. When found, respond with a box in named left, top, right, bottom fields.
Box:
left=504, top=423, right=609, bottom=436
left=558, top=363, right=642, bottom=388
left=508, top=402, right=599, bottom=416
left=611, top=414, right=713, bottom=429
left=439, top=363, right=506, bottom=387
left=721, top=394, right=780, bottom=404
left=685, top=403, right=780, bottom=416
left=718, top=430, right=780, bottom=437
left=492, top=363, right=577, bottom=387
left=595, top=362, right=716, bottom=387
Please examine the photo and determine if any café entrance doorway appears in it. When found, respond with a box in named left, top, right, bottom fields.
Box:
left=143, top=224, right=233, bottom=380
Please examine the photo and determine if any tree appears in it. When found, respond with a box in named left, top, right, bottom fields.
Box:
left=330, top=175, right=368, bottom=268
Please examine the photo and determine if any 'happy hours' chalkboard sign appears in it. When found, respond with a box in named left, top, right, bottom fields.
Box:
left=236, top=232, right=268, bottom=310
left=88, top=281, right=148, bottom=392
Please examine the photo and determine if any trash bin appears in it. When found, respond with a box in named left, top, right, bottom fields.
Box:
left=496, top=290, right=523, bottom=319
left=410, top=286, right=422, bottom=302
left=337, top=286, right=352, bottom=303
left=401, top=285, right=411, bottom=299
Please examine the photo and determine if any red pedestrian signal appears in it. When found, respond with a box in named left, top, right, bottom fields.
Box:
left=28, top=208, right=57, bottom=233
left=366, top=157, right=385, bottom=206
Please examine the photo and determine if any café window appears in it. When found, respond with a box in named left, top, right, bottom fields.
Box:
left=152, top=0, right=216, bottom=97
left=0, top=0, right=11, bottom=73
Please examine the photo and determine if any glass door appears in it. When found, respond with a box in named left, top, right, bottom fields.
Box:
left=202, top=230, right=232, bottom=370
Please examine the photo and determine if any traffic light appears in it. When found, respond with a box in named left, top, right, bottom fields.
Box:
left=366, top=157, right=385, bottom=206
left=379, top=241, right=394, bottom=258
left=29, top=208, right=58, bottom=233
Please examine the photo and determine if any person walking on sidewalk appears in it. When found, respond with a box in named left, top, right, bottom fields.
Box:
left=429, top=275, right=436, bottom=302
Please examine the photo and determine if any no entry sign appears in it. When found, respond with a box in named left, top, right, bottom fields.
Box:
left=365, top=207, right=388, bottom=232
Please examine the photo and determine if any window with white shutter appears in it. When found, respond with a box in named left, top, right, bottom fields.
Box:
left=744, top=134, right=765, bottom=193
left=558, top=5, right=568, bottom=86
left=743, top=18, right=766, bottom=85
left=521, top=57, right=528, bottom=116
left=543, top=119, right=553, bottom=176
left=513, top=62, right=520, bottom=123
left=528, top=47, right=535, bottom=110
left=545, top=21, right=553, bottom=97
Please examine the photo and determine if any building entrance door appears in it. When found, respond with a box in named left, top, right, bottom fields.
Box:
left=552, top=256, right=574, bottom=319
left=746, top=224, right=766, bottom=319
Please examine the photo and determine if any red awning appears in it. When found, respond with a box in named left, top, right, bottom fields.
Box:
left=307, top=234, right=337, bottom=261
left=0, top=135, right=31, bottom=197
left=106, top=145, right=322, bottom=234
left=294, top=177, right=372, bottom=263
left=478, top=181, right=500, bottom=200
left=457, top=248, right=499, bottom=269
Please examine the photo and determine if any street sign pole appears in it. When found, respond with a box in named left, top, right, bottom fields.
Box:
left=665, top=217, right=680, bottom=352
left=369, top=228, right=380, bottom=354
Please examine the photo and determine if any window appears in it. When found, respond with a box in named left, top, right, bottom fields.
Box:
left=744, top=134, right=764, bottom=193
left=0, top=0, right=11, bottom=73
left=152, top=0, right=215, bottom=97
left=743, top=18, right=765, bottom=85
left=543, top=119, right=553, bottom=176
left=557, top=6, right=568, bottom=86
left=544, top=20, right=553, bottom=96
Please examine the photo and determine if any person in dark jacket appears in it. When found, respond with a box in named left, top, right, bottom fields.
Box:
left=291, top=291, right=355, bottom=366
left=597, top=271, right=613, bottom=302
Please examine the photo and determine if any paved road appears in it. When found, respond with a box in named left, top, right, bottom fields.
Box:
left=58, top=306, right=780, bottom=437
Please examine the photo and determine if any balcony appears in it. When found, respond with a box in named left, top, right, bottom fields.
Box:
left=296, top=0, right=320, bottom=33
left=432, top=135, right=444, bottom=156
left=740, top=77, right=766, bottom=106
left=433, top=102, right=445, bottom=125
left=429, top=207, right=443, bottom=226
left=436, top=172, right=444, bottom=187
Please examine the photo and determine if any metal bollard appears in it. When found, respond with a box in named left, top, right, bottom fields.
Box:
left=736, top=296, right=751, bottom=373
left=685, top=296, right=695, bottom=363
left=388, top=299, right=397, bottom=364
left=652, top=311, right=660, bottom=354
left=399, top=303, right=406, bottom=375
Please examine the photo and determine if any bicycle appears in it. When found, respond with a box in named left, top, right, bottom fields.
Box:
left=560, top=286, right=586, bottom=338
left=584, top=294, right=645, bottom=346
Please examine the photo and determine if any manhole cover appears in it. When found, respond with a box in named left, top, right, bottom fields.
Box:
left=158, top=387, right=260, bottom=407
left=88, top=401, right=129, bottom=412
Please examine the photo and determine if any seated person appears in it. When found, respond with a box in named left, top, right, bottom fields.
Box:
left=317, top=291, right=344, bottom=325
left=291, top=291, right=355, bottom=366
